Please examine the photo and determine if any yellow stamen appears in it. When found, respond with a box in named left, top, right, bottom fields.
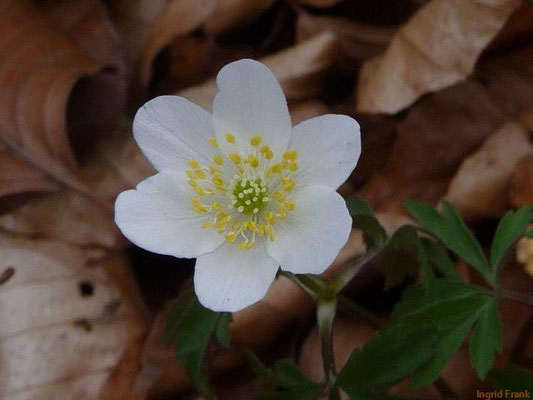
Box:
left=225, top=133, right=236, bottom=144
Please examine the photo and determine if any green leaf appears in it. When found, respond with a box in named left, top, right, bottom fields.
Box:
left=215, top=312, right=232, bottom=348
left=164, top=292, right=226, bottom=397
left=490, top=207, right=533, bottom=275
left=469, top=298, right=502, bottom=380
left=246, top=351, right=277, bottom=385
left=409, top=316, right=477, bottom=388
left=381, top=226, right=419, bottom=289
left=346, top=196, right=373, bottom=215
left=526, top=230, right=533, bottom=238
left=347, top=196, right=388, bottom=249
left=488, top=364, right=533, bottom=392
left=405, top=201, right=491, bottom=285
left=338, top=324, right=440, bottom=394
left=419, top=238, right=460, bottom=282
left=275, top=360, right=320, bottom=389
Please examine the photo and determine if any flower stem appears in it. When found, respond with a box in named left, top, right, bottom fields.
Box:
left=279, top=271, right=319, bottom=300
left=337, top=296, right=382, bottom=330
left=317, top=298, right=341, bottom=400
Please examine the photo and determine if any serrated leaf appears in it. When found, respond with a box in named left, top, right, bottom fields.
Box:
left=346, top=196, right=373, bottom=215
left=347, top=196, right=387, bottom=249
left=488, top=364, right=533, bottom=392
left=246, top=351, right=277, bottom=385
left=352, top=214, right=388, bottom=249
left=405, top=201, right=491, bottom=285
left=409, top=316, right=477, bottom=388
left=380, top=225, right=419, bottom=289
left=469, top=298, right=502, bottom=380
left=215, top=312, right=232, bottom=348
left=338, top=324, right=440, bottom=394
left=420, top=238, right=460, bottom=282
left=275, top=360, right=321, bottom=389
left=490, top=207, right=533, bottom=275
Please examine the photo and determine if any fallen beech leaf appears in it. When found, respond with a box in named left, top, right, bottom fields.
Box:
left=510, top=154, right=533, bottom=208
left=443, top=122, right=532, bottom=220
left=295, top=0, right=344, bottom=8
left=361, top=80, right=507, bottom=213
left=296, top=8, right=394, bottom=63
left=107, top=0, right=167, bottom=68
left=0, top=233, right=145, bottom=400
left=138, top=0, right=218, bottom=87
left=203, top=0, right=275, bottom=36
left=179, top=32, right=339, bottom=109
left=356, top=0, right=520, bottom=114
left=0, top=0, right=125, bottom=209
left=0, top=137, right=59, bottom=208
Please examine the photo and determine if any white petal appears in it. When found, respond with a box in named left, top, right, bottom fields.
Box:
left=212, top=59, right=291, bottom=156
left=194, top=242, right=279, bottom=312
left=267, top=185, right=351, bottom=274
left=290, top=114, right=361, bottom=189
left=115, top=171, right=224, bottom=258
left=133, top=95, right=215, bottom=171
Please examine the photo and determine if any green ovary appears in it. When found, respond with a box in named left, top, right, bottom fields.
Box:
left=232, top=178, right=269, bottom=215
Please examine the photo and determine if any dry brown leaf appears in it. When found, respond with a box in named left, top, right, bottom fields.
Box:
left=0, top=233, right=146, bottom=400
left=443, top=121, right=532, bottom=220
left=179, top=32, right=339, bottom=109
left=107, top=0, right=167, bottom=68
left=361, top=80, right=508, bottom=213
left=295, top=0, right=344, bottom=8
left=356, top=0, right=520, bottom=114
left=510, top=154, right=533, bottom=208
left=138, top=0, right=218, bottom=88
left=296, top=8, right=394, bottom=63
left=0, top=0, right=125, bottom=209
left=203, top=0, right=275, bottom=36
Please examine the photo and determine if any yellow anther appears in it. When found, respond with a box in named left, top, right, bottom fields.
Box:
left=212, top=202, right=221, bottom=210
left=249, top=156, right=259, bottom=168
left=285, top=201, right=296, bottom=211
left=225, top=232, right=237, bottom=243
left=229, top=153, right=242, bottom=164
left=209, top=166, right=220, bottom=174
left=194, top=169, right=206, bottom=179
left=238, top=241, right=248, bottom=250
left=282, top=177, right=296, bottom=192
left=213, top=154, right=224, bottom=165
left=188, top=160, right=200, bottom=169
left=283, top=150, right=298, bottom=161
left=257, top=224, right=265, bottom=236
left=188, top=179, right=198, bottom=188
left=194, top=186, right=206, bottom=196
left=202, top=222, right=212, bottom=229
left=250, top=135, right=262, bottom=146
left=225, top=133, right=236, bottom=144
left=208, top=138, right=219, bottom=148
left=288, top=162, right=298, bottom=172
left=186, top=170, right=195, bottom=179
left=270, top=164, right=282, bottom=174
left=212, top=176, right=224, bottom=186
left=265, top=211, right=276, bottom=224
left=265, top=150, right=274, bottom=160
left=260, top=145, right=270, bottom=154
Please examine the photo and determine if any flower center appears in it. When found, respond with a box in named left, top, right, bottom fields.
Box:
left=186, top=134, right=298, bottom=250
left=232, top=178, right=269, bottom=215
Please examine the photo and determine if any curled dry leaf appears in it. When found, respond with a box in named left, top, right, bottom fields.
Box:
left=510, top=154, right=533, bottom=208
left=443, top=122, right=532, bottom=220
left=137, top=0, right=218, bottom=88
left=296, top=7, right=394, bottom=63
left=295, top=0, right=344, bottom=9
left=0, top=0, right=124, bottom=209
left=107, top=0, right=167, bottom=68
left=356, top=0, right=520, bottom=114
left=0, top=118, right=154, bottom=248
left=203, top=0, right=275, bottom=36
left=361, top=80, right=507, bottom=213
left=179, top=32, right=339, bottom=109
left=0, top=233, right=146, bottom=400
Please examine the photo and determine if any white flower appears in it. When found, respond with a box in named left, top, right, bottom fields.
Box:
left=115, top=59, right=361, bottom=312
